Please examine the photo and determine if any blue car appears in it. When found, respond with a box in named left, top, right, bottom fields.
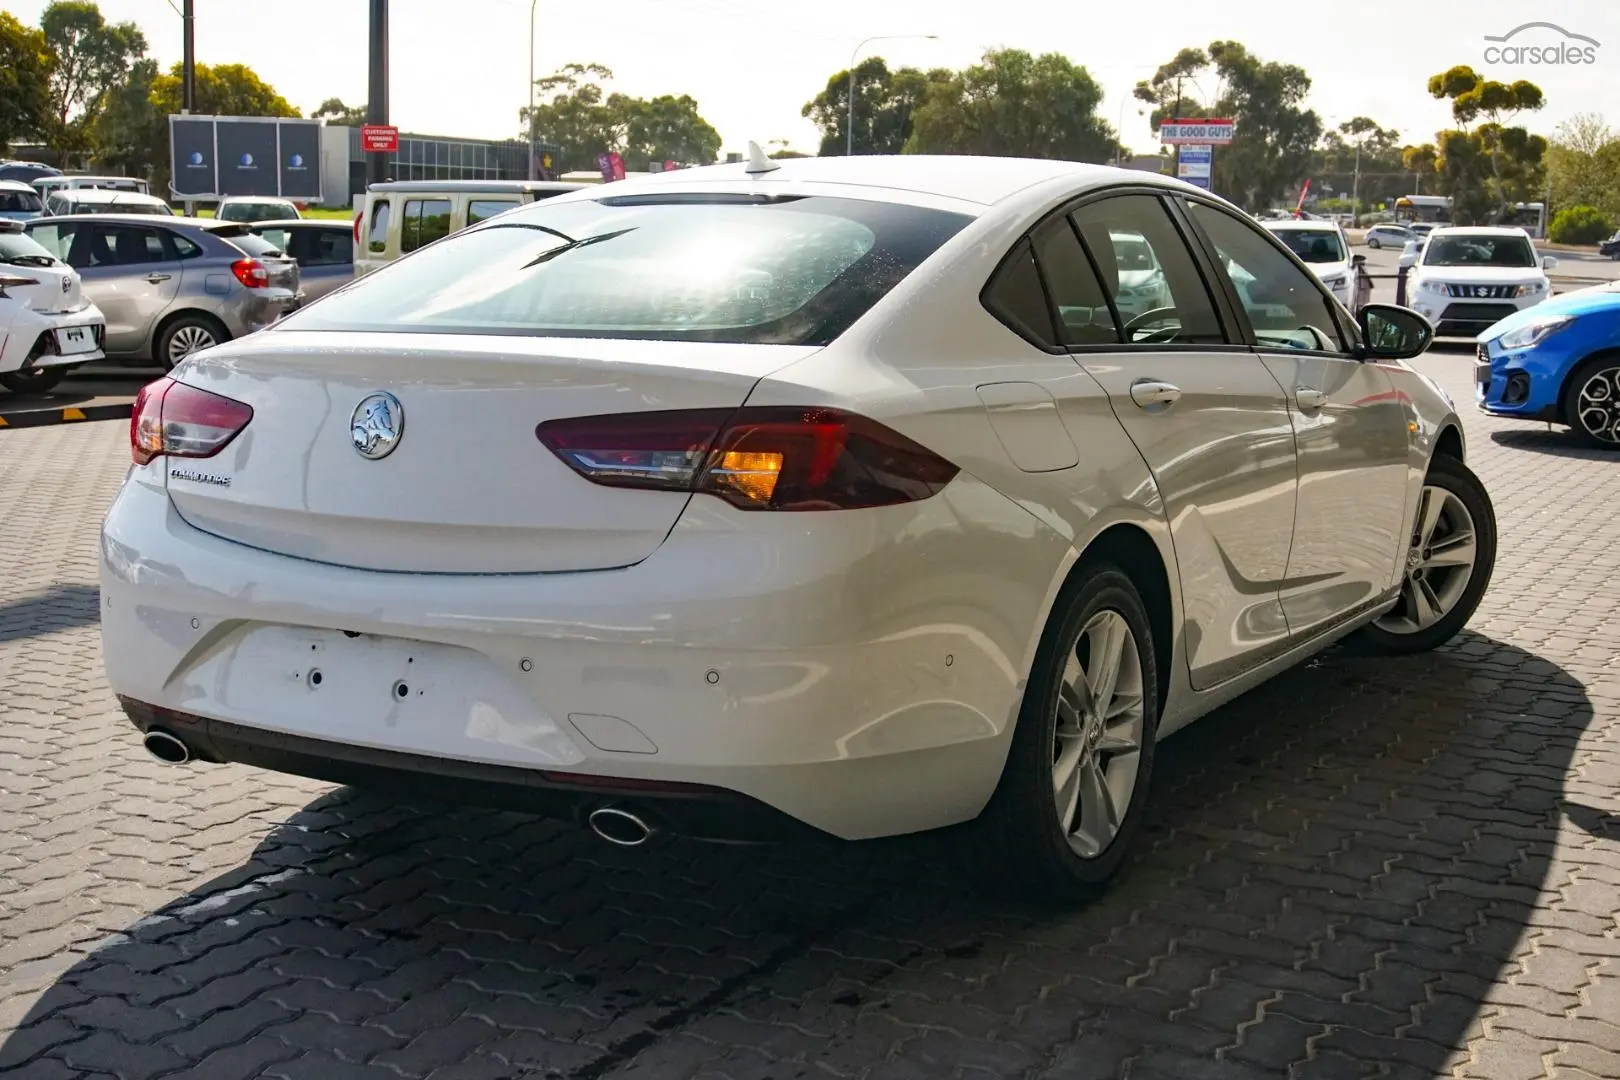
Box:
left=1475, top=282, right=1620, bottom=449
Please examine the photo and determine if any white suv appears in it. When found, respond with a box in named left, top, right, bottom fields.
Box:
left=1400, top=226, right=1556, bottom=337
left=1263, top=220, right=1356, bottom=309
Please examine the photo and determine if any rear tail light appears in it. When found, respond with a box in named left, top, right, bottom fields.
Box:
left=353, top=210, right=363, bottom=245
left=537, top=407, right=958, bottom=511
left=230, top=258, right=269, bottom=288
left=131, top=378, right=254, bottom=466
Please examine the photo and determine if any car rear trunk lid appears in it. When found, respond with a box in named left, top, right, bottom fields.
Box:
left=164, top=330, right=812, bottom=574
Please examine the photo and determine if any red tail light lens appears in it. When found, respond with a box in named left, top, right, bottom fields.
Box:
left=231, top=258, right=269, bottom=288
left=353, top=210, right=363, bottom=245
left=537, top=407, right=958, bottom=511
left=130, top=377, right=254, bottom=466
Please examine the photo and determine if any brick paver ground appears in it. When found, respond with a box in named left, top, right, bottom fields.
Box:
left=2, top=351, right=1619, bottom=1080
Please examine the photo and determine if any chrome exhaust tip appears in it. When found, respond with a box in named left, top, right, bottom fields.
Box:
left=586, top=805, right=654, bottom=848
left=142, top=729, right=191, bottom=765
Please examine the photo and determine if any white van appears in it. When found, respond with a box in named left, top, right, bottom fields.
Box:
left=354, top=180, right=586, bottom=276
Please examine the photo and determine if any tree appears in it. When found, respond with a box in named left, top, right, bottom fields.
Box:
left=1547, top=114, right=1620, bottom=220
left=1132, top=47, right=1213, bottom=133
left=0, top=13, right=55, bottom=153
left=151, top=62, right=299, bottom=119
left=621, top=94, right=720, bottom=171
left=800, top=58, right=946, bottom=156
left=1202, top=42, right=1321, bottom=212
left=39, top=1, right=147, bottom=162
left=520, top=64, right=721, bottom=173
left=313, top=97, right=367, bottom=126
left=1548, top=205, right=1611, bottom=245
left=1313, top=117, right=1408, bottom=214
left=905, top=49, right=1119, bottom=162
left=1424, top=65, right=1547, bottom=224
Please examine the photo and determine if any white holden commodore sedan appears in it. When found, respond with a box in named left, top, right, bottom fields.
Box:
left=101, top=154, right=1495, bottom=902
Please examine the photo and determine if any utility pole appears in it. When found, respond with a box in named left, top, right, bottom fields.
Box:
left=527, top=0, right=539, bottom=180
left=366, top=0, right=390, bottom=187
left=181, top=0, right=195, bottom=215
left=1351, top=138, right=1361, bottom=226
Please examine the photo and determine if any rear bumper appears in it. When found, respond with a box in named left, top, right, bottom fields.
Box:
left=118, top=698, right=821, bottom=843
left=1, top=305, right=105, bottom=373
left=99, top=472, right=1068, bottom=840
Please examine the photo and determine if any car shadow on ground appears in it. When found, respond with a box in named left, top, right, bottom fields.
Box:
left=0, top=633, right=1593, bottom=1079
left=1489, top=427, right=1615, bottom=460
left=0, top=584, right=102, bottom=644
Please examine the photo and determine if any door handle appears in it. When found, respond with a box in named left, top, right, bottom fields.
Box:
left=1129, top=380, right=1182, bottom=409
left=144, top=273, right=172, bottom=283
left=1295, top=387, right=1328, bottom=410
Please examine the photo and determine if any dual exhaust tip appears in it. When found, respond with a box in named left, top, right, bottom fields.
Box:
left=142, top=728, right=657, bottom=848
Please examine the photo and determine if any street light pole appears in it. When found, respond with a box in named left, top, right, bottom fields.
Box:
left=846, top=34, right=937, bottom=157
left=527, top=0, right=539, bottom=180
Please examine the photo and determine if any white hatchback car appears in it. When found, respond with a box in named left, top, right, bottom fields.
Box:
left=0, top=221, right=105, bottom=392
left=1263, top=219, right=1357, bottom=309
left=101, top=155, right=1494, bottom=901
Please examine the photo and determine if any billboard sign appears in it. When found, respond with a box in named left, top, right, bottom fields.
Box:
left=167, top=115, right=325, bottom=201
left=1177, top=143, right=1213, bottom=189
left=1159, top=118, right=1236, bottom=145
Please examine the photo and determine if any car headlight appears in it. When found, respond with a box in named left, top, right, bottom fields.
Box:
left=1419, top=279, right=1448, bottom=294
left=1495, top=315, right=1573, bottom=350
left=1320, top=274, right=1347, bottom=290
left=1514, top=280, right=1549, bottom=297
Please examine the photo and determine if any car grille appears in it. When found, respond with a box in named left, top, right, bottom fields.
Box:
left=1446, top=283, right=1516, bottom=299
left=1440, top=302, right=1518, bottom=323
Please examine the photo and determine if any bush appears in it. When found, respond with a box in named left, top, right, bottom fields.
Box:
left=1549, top=205, right=1613, bottom=245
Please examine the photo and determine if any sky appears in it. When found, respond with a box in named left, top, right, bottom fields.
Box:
left=9, top=0, right=1620, bottom=158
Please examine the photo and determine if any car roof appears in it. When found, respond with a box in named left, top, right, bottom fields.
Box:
left=1262, top=220, right=1341, bottom=231
left=219, top=195, right=298, bottom=202
left=366, top=180, right=587, bottom=195
left=0, top=180, right=35, bottom=192
left=29, top=213, right=239, bottom=230
left=536, top=155, right=1193, bottom=212
left=253, top=218, right=344, bottom=228
left=50, top=189, right=167, bottom=204
left=41, top=175, right=140, bottom=183
left=1428, top=225, right=1530, bottom=237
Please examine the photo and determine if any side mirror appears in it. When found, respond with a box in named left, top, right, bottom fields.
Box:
left=1351, top=253, right=1367, bottom=268
left=1357, top=303, right=1433, bottom=361
left=1397, top=247, right=1419, bottom=269
left=1542, top=255, right=1559, bottom=270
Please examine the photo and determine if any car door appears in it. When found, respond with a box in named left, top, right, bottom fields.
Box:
left=288, top=225, right=354, bottom=301
left=1051, top=192, right=1300, bottom=690
left=1181, top=198, right=1411, bottom=640
left=69, top=222, right=183, bottom=354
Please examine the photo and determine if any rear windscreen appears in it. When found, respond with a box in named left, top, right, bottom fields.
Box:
left=0, top=190, right=42, bottom=212
left=282, top=195, right=972, bottom=345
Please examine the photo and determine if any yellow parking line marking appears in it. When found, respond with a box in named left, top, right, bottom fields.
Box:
left=61, top=407, right=87, bottom=421
left=0, top=416, right=8, bottom=427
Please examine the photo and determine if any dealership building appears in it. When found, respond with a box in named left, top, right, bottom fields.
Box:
left=315, top=126, right=547, bottom=207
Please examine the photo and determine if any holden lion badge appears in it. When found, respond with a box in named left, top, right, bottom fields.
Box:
left=350, top=392, right=404, bottom=460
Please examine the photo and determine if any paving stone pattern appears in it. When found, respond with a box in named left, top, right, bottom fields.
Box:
left=2, top=352, right=1619, bottom=1079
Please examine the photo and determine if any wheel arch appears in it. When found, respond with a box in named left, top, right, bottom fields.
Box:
left=1060, top=523, right=1176, bottom=719
left=1433, top=422, right=1465, bottom=463
left=149, top=308, right=231, bottom=359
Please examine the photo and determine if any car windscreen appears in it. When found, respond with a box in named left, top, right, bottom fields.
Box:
left=0, top=189, right=43, bottom=213
left=116, top=202, right=171, bottom=215
left=282, top=194, right=973, bottom=345
left=224, top=202, right=293, bottom=221
left=1271, top=229, right=1346, bottom=263
left=0, top=230, right=57, bottom=266
left=1422, top=235, right=1536, bottom=268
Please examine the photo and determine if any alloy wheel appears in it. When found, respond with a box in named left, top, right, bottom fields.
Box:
left=1574, top=366, right=1620, bottom=445
left=167, top=324, right=217, bottom=365
left=1375, top=485, right=1478, bottom=635
left=1052, top=609, right=1146, bottom=859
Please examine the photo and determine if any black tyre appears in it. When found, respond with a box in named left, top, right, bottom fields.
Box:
left=1353, top=455, right=1496, bottom=655
left=0, top=367, right=68, bottom=394
left=1559, top=353, right=1620, bottom=450
left=154, top=314, right=228, bottom=371
left=964, top=563, right=1160, bottom=904
left=1366, top=237, right=1381, bottom=249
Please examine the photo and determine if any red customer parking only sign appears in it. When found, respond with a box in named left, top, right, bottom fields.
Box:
left=361, top=124, right=399, bottom=153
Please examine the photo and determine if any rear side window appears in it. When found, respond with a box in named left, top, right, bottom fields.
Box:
left=283, top=195, right=972, bottom=346
left=304, top=229, right=352, bottom=265
left=171, top=234, right=203, bottom=259
left=86, top=224, right=167, bottom=266
left=983, top=240, right=1057, bottom=347
left=468, top=199, right=519, bottom=225
left=401, top=198, right=452, bottom=253
left=366, top=199, right=390, bottom=253
left=1031, top=218, right=1120, bottom=346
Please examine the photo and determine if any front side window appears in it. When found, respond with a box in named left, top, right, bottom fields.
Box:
left=401, top=198, right=453, bottom=253
left=366, top=199, right=390, bottom=253
left=285, top=194, right=971, bottom=346
left=468, top=199, right=520, bottom=226
left=1422, top=233, right=1536, bottom=268
left=1188, top=202, right=1347, bottom=353
left=1071, top=195, right=1225, bottom=346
